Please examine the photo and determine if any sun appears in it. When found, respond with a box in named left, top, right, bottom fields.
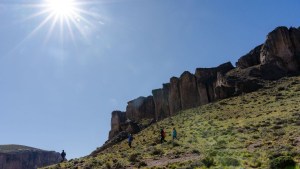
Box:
left=46, top=0, right=77, bottom=18
left=22, top=0, right=103, bottom=44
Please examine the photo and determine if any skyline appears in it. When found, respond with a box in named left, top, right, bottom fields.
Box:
left=1, top=0, right=300, bottom=159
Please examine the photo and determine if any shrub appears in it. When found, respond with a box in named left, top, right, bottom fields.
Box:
left=138, top=161, right=147, bottom=167
left=151, top=148, right=164, bottom=156
left=188, top=160, right=203, bottom=168
left=192, top=149, right=200, bottom=154
left=269, top=156, right=295, bottom=169
left=172, top=141, right=180, bottom=147
left=249, top=159, right=262, bottom=168
left=129, top=153, right=140, bottom=162
left=201, top=156, right=215, bottom=168
left=220, top=157, right=240, bottom=166
left=113, top=161, right=125, bottom=169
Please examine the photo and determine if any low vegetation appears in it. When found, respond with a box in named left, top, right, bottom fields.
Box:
left=43, top=76, right=300, bottom=169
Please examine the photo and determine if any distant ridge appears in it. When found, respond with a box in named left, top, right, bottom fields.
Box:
left=0, top=144, right=61, bottom=169
left=0, top=144, right=42, bottom=153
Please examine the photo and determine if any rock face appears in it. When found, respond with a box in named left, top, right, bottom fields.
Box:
left=0, top=145, right=61, bottom=169
left=126, top=96, right=155, bottom=122
left=102, top=26, right=300, bottom=152
left=168, top=77, right=182, bottom=116
left=260, top=27, right=300, bottom=75
left=236, top=45, right=262, bottom=68
left=179, top=71, right=200, bottom=110
left=108, top=111, right=126, bottom=139
left=152, top=84, right=170, bottom=121
left=195, top=62, right=235, bottom=102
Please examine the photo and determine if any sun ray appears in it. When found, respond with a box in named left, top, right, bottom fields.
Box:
left=27, top=12, right=56, bottom=40
left=44, top=14, right=60, bottom=44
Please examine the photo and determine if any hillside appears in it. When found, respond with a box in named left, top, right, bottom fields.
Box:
left=106, top=26, right=300, bottom=149
left=43, top=75, right=300, bottom=168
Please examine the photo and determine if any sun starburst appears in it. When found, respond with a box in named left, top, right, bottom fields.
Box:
left=23, top=0, right=103, bottom=44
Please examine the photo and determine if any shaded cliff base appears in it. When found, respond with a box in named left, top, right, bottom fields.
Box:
left=0, top=144, right=61, bottom=169
left=44, top=75, right=300, bottom=169
left=102, top=26, right=300, bottom=153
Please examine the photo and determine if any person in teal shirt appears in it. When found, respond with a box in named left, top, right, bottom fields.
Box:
left=172, top=128, right=177, bottom=141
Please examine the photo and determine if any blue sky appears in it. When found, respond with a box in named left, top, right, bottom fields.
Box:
left=0, top=0, right=299, bottom=159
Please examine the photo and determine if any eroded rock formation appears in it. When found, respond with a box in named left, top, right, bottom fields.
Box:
left=0, top=145, right=60, bottom=169
left=104, top=26, right=300, bottom=150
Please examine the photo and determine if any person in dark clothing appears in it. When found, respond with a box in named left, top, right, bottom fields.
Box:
left=160, top=129, right=166, bottom=143
left=61, top=150, right=66, bottom=162
left=128, top=133, right=133, bottom=148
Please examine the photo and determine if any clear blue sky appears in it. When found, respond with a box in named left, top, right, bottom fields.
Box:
left=0, top=0, right=299, bottom=159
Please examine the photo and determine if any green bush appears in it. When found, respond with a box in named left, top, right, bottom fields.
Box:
left=151, top=148, right=164, bottom=156
left=202, top=156, right=215, bottom=168
left=220, top=157, right=240, bottom=166
left=129, top=153, right=140, bottom=162
left=269, top=156, right=295, bottom=169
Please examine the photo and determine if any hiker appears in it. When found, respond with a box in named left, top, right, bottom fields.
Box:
left=128, top=133, right=133, bottom=148
left=61, top=150, right=66, bottom=162
left=172, top=128, right=177, bottom=141
left=160, top=128, right=166, bottom=143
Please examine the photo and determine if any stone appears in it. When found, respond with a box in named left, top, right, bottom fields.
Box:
left=179, top=71, right=200, bottom=110
left=290, top=27, right=300, bottom=66
left=168, top=77, right=182, bottom=116
left=108, top=111, right=126, bottom=139
left=152, top=84, right=170, bottom=121
left=260, top=26, right=299, bottom=72
left=195, top=62, right=234, bottom=103
left=126, top=96, right=155, bottom=122
left=215, top=72, right=235, bottom=99
left=236, top=44, right=262, bottom=68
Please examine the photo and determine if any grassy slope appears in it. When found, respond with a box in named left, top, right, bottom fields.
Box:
left=44, top=76, right=300, bottom=169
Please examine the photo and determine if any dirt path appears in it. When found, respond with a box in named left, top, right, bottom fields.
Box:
left=145, top=153, right=200, bottom=167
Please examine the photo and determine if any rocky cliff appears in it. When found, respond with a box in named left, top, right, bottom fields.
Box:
left=0, top=145, right=61, bottom=169
left=101, top=26, right=300, bottom=151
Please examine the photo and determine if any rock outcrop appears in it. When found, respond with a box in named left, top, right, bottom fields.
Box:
left=179, top=71, right=200, bottom=110
left=126, top=96, right=155, bottom=122
left=102, top=26, right=300, bottom=152
left=260, top=27, right=299, bottom=72
left=0, top=145, right=61, bottom=169
left=108, top=111, right=126, bottom=139
left=236, top=44, right=262, bottom=68
left=168, top=77, right=182, bottom=116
